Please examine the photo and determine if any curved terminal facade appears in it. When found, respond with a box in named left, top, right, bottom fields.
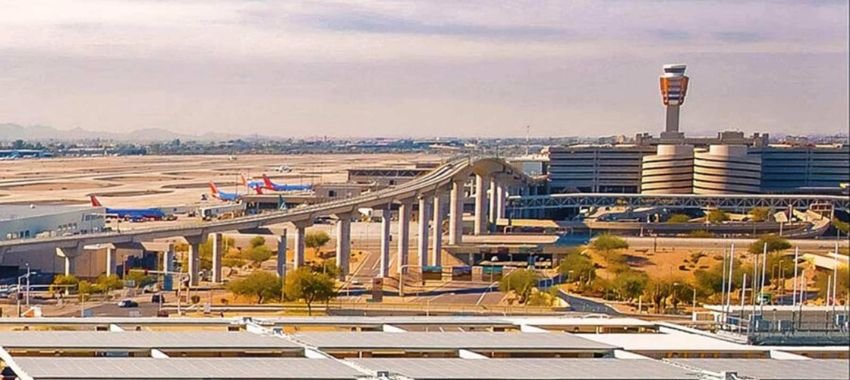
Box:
left=693, top=145, right=761, bottom=194
left=641, top=144, right=694, bottom=194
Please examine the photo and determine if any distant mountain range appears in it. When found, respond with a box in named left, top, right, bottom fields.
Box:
left=0, top=123, right=252, bottom=143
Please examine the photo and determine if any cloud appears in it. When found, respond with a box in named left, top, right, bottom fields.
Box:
left=0, top=0, right=845, bottom=137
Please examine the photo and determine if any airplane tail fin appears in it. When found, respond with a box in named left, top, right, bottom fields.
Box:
left=209, top=182, right=220, bottom=195
left=90, top=195, right=102, bottom=207
left=239, top=174, right=247, bottom=186
left=262, top=174, right=274, bottom=189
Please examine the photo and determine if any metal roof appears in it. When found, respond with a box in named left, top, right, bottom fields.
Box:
left=349, top=358, right=697, bottom=380
left=10, top=358, right=362, bottom=379
left=0, top=205, right=94, bottom=221
left=293, top=332, right=618, bottom=351
left=670, top=359, right=850, bottom=380
left=0, top=331, right=299, bottom=350
left=576, top=331, right=761, bottom=352
left=259, top=316, right=517, bottom=326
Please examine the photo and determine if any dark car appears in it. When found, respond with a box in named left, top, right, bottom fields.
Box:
left=117, top=299, right=139, bottom=308
left=151, top=294, right=165, bottom=304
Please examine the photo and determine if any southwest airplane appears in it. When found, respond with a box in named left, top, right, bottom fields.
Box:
left=240, top=174, right=267, bottom=193
left=208, top=182, right=245, bottom=202
left=90, top=196, right=166, bottom=221
left=262, top=174, right=312, bottom=192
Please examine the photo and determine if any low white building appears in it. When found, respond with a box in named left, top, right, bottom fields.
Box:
left=0, top=205, right=106, bottom=241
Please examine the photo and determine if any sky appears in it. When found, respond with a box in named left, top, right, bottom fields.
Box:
left=0, top=0, right=847, bottom=138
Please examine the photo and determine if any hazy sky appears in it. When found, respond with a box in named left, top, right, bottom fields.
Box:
left=0, top=0, right=847, bottom=138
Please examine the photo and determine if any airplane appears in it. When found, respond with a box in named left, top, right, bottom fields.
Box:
left=239, top=174, right=267, bottom=194
left=208, top=182, right=243, bottom=202
left=90, top=196, right=166, bottom=221
left=274, top=165, right=293, bottom=173
left=262, top=174, right=312, bottom=192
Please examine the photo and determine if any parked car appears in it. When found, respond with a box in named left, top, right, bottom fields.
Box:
left=151, top=294, right=165, bottom=304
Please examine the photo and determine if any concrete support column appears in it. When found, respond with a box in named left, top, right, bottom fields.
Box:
left=187, top=238, right=202, bottom=286
left=417, top=195, right=431, bottom=268
left=210, top=233, right=223, bottom=283
left=293, top=223, right=308, bottom=269
left=163, top=244, right=175, bottom=291
left=379, top=208, right=391, bottom=278
left=397, top=199, right=412, bottom=274
left=474, top=174, right=489, bottom=235
left=489, top=177, right=498, bottom=232
left=432, top=192, right=444, bottom=267
left=449, top=178, right=465, bottom=245
left=335, top=216, right=351, bottom=279
left=56, top=247, right=80, bottom=277
left=496, top=182, right=507, bottom=220
left=105, top=247, right=117, bottom=277
left=277, top=230, right=287, bottom=278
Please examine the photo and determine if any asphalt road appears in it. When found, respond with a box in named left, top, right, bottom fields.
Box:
left=556, top=291, right=619, bottom=315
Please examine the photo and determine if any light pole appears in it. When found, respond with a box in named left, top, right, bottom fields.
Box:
left=426, top=292, right=455, bottom=317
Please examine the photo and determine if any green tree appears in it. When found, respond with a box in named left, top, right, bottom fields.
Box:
left=77, top=280, right=95, bottom=301
left=832, top=218, right=850, bottom=235
left=228, top=271, right=281, bottom=304
left=706, top=209, right=729, bottom=224
left=694, top=258, right=750, bottom=299
left=247, top=245, right=273, bottom=267
left=590, top=233, right=629, bottom=268
left=644, top=278, right=674, bottom=313
left=95, top=274, right=124, bottom=294
left=749, top=207, right=771, bottom=222
left=312, top=258, right=340, bottom=278
left=748, top=235, right=791, bottom=255
left=285, top=267, right=337, bottom=315
left=125, top=270, right=157, bottom=288
left=249, top=236, right=266, bottom=248
left=612, top=270, right=648, bottom=301
left=667, top=214, right=691, bottom=224
left=305, top=230, right=331, bottom=257
left=50, top=274, right=79, bottom=294
left=558, top=250, right=596, bottom=284
left=499, top=269, right=539, bottom=304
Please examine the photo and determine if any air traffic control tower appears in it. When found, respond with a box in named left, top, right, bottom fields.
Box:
left=659, top=64, right=689, bottom=139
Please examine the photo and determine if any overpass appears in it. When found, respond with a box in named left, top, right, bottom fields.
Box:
left=0, top=156, right=531, bottom=285
left=507, top=193, right=850, bottom=213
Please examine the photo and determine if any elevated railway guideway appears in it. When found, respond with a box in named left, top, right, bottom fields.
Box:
left=0, top=156, right=532, bottom=283
left=507, top=193, right=850, bottom=213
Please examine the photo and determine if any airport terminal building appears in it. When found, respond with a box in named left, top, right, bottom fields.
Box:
left=545, top=64, right=849, bottom=195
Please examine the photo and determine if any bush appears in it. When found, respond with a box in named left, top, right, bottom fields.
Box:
left=667, top=214, right=691, bottom=224
left=749, top=207, right=770, bottom=222
left=611, top=270, right=648, bottom=301
left=95, top=274, right=124, bottom=293
left=706, top=209, right=729, bottom=224
left=125, top=270, right=157, bottom=288
left=50, top=274, right=79, bottom=294
left=249, top=236, right=266, bottom=248
left=748, top=235, right=791, bottom=254
left=688, top=230, right=714, bottom=238
left=499, top=269, right=539, bottom=304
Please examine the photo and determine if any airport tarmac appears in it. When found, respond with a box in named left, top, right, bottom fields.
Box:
left=0, top=153, right=444, bottom=207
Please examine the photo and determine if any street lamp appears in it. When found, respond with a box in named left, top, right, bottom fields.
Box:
left=15, top=265, right=32, bottom=317
left=397, top=264, right=422, bottom=298
left=426, top=292, right=455, bottom=317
